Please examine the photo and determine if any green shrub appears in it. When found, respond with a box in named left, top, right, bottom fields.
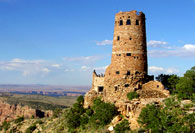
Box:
left=127, top=92, right=139, bottom=100
left=114, top=119, right=130, bottom=133
left=65, top=96, right=118, bottom=132
left=53, top=108, right=63, bottom=118
left=14, top=116, right=24, bottom=123
left=89, top=98, right=118, bottom=127
left=176, top=67, right=195, bottom=100
left=25, top=124, right=37, bottom=133
left=138, top=97, right=194, bottom=132
left=66, top=96, right=85, bottom=132
left=2, top=121, right=10, bottom=131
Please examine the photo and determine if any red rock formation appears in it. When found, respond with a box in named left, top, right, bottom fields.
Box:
left=0, top=101, right=52, bottom=124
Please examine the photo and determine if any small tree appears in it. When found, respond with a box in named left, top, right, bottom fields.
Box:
left=156, top=74, right=171, bottom=89
left=167, top=74, right=180, bottom=94
left=127, top=92, right=139, bottom=100
left=89, top=98, right=118, bottom=127
left=66, top=96, right=85, bottom=131
left=176, top=66, right=195, bottom=100
left=114, top=119, right=130, bottom=133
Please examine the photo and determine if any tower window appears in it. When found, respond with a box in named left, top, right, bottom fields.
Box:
left=119, top=20, right=123, bottom=26
left=126, top=19, right=131, bottom=25
left=127, top=71, right=130, bottom=75
left=117, top=36, right=120, bottom=41
left=129, top=37, right=132, bottom=40
left=126, top=53, right=131, bottom=56
left=116, top=71, right=120, bottom=74
left=98, top=86, right=104, bottom=92
left=115, top=86, right=118, bottom=91
left=136, top=20, right=139, bottom=25
left=124, top=84, right=129, bottom=87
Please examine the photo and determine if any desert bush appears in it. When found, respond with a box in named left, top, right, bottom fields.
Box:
left=89, top=98, right=118, bottom=127
left=114, top=119, right=130, bottom=133
left=65, top=96, right=118, bottom=132
left=138, top=97, right=194, bottom=132
left=25, top=124, right=37, bottom=133
left=127, top=92, right=139, bottom=100
left=1, top=121, right=10, bottom=131
left=14, top=116, right=24, bottom=123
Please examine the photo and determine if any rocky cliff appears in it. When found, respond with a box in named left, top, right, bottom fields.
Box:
left=0, top=100, right=52, bottom=124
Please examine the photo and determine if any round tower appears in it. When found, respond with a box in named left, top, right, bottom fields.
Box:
left=104, top=10, right=148, bottom=102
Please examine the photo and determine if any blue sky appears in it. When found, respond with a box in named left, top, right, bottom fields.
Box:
left=0, top=0, right=195, bottom=86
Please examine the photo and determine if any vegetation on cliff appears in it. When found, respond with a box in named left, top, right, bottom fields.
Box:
left=138, top=97, right=194, bottom=132
left=66, top=96, right=118, bottom=132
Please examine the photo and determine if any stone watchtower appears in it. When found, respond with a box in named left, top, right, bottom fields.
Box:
left=84, top=10, right=168, bottom=108
left=84, top=10, right=169, bottom=129
left=103, top=11, right=149, bottom=103
left=105, top=11, right=147, bottom=80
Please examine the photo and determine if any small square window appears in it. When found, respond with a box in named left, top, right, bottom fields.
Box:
left=126, top=53, right=131, bottom=56
left=124, top=84, right=129, bottom=87
left=116, top=71, right=120, bottom=74
left=129, top=37, right=132, bottom=40
left=119, top=54, right=121, bottom=56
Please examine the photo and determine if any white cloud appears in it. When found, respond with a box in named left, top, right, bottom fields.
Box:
left=63, top=56, right=102, bottom=64
left=149, top=43, right=195, bottom=58
left=64, top=69, right=75, bottom=72
left=149, top=66, right=164, bottom=73
left=0, top=58, right=52, bottom=76
left=147, top=40, right=168, bottom=47
left=42, top=68, right=50, bottom=73
left=183, top=44, right=195, bottom=52
left=96, top=40, right=113, bottom=46
left=51, top=64, right=61, bottom=68
left=149, top=66, right=179, bottom=75
left=81, top=66, right=91, bottom=71
left=94, top=65, right=108, bottom=71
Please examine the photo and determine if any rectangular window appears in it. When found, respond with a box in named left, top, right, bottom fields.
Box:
left=126, top=19, right=131, bottom=25
left=126, top=53, right=131, bottom=56
left=116, top=71, right=120, bottom=74
left=119, top=20, right=123, bottom=26
left=127, top=71, right=130, bottom=75
left=136, top=20, right=139, bottom=25
left=117, top=36, right=120, bottom=41
left=124, top=84, right=129, bottom=87
left=98, top=86, right=104, bottom=92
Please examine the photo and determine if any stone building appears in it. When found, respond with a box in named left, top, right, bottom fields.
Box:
left=84, top=10, right=169, bottom=129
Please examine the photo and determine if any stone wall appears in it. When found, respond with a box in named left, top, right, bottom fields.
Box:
left=92, top=70, right=105, bottom=93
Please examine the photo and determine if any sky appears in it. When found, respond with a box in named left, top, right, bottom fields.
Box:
left=0, top=0, right=195, bottom=86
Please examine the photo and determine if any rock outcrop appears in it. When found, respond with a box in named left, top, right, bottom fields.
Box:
left=0, top=101, right=52, bottom=124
